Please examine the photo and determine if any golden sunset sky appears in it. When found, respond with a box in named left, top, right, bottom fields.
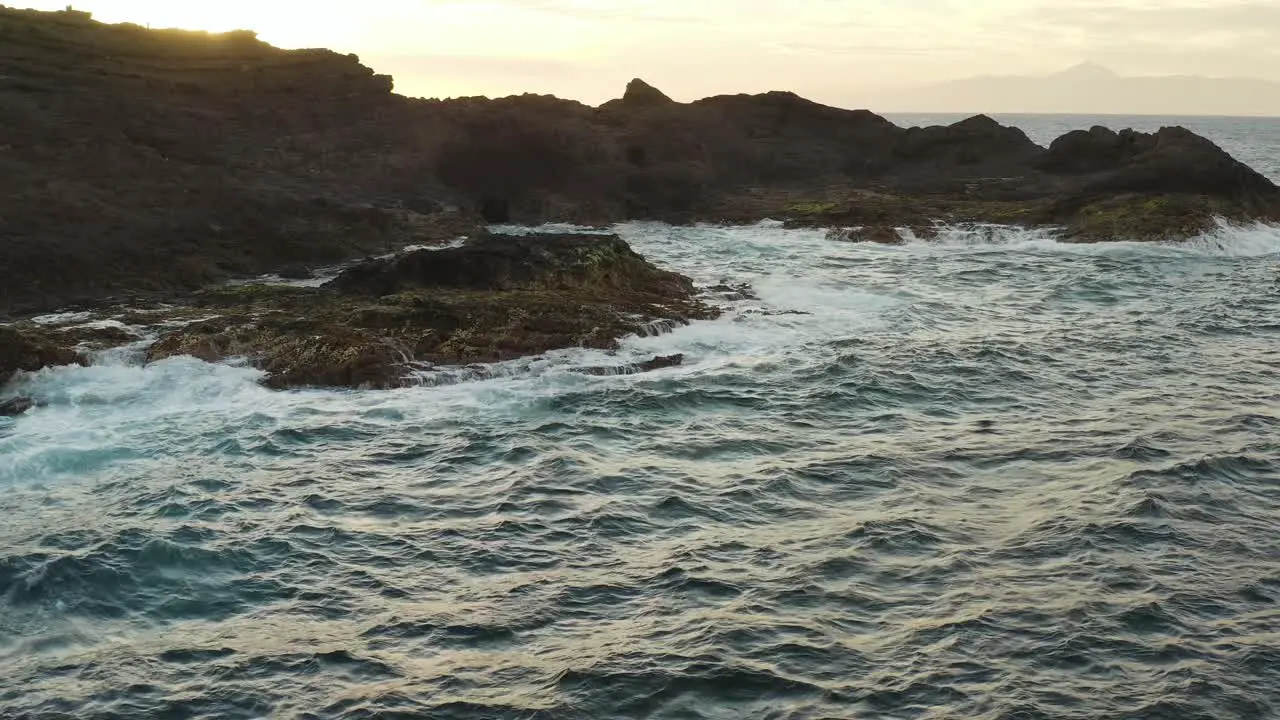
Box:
left=20, top=1, right=1280, bottom=109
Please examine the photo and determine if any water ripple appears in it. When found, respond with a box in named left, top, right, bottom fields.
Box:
left=2, top=216, right=1280, bottom=718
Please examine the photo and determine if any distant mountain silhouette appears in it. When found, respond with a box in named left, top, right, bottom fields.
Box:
left=866, top=63, right=1280, bottom=117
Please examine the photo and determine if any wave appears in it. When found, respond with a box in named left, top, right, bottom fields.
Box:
left=888, top=218, right=1280, bottom=257
left=4, top=218, right=1276, bottom=488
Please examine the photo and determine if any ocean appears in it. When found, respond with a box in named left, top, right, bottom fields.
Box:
left=2, top=116, right=1280, bottom=719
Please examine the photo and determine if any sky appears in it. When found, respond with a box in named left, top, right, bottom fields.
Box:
left=20, top=1, right=1280, bottom=108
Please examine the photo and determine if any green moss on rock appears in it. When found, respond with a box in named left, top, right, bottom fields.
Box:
left=1063, top=194, right=1230, bottom=242
left=146, top=233, right=720, bottom=388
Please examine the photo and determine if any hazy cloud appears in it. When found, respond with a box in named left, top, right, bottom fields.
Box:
left=427, top=0, right=715, bottom=24
left=1011, top=1, right=1280, bottom=78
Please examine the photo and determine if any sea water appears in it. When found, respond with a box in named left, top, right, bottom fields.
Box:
left=2, top=117, right=1279, bottom=719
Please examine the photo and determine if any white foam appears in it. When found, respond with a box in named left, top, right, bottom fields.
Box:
left=28, top=312, right=93, bottom=326
left=57, top=319, right=134, bottom=333
left=0, top=358, right=272, bottom=484
left=1178, top=219, right=1280, bottom=257
left=902, top=224, right=1064, bottom=247
left=5, top=219, right=1273, bottom=487
left=226, top=272, right=336, bottom=289
left=886, top=218, right=1280, bottom=258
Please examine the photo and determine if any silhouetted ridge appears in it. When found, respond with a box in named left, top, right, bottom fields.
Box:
left=621, top=78, right=674, bottom=107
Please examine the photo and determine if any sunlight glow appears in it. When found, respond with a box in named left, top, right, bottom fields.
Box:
left=33, top=1, right=363, bottom=49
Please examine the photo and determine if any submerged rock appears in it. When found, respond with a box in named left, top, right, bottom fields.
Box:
left=705, top=283, right=758, bottom=302
left=580, top=353, right=685, bottom=377
left=147, top=233, right=718, bottom=389
left=635, top=353, right=685, bottom=372
left=0, top=397, right=35, bottom=417
left=827, top=226, right=906, bottom=244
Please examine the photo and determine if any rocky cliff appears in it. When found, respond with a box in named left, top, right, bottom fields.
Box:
left=0, top=7, right=438, bottom=312
left=1, top=7, right=1278, bottom=314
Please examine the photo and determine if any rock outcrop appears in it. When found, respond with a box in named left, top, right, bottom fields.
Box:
left=145, top=234, right=717, bottom=389
left=327, top=232, right=696, bottom=298
left=613, top=78, right=675, bottom=109
left=0, top=326, right=83, bottom=384
left=1037, top=126, right=1280, bottom=240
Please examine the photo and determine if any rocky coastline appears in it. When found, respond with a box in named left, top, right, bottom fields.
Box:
left=3, top=7, right=1279, bottom=404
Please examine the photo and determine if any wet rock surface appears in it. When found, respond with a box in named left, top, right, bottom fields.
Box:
left=145, top=234, right=719, bottom=389
left=0, top=397, right=35, bottom=417
left=0, top=326, right=84, bottom=384
left=580, top=353, right=686, bottom=377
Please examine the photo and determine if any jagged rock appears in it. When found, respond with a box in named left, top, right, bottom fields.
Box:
left=621, top=79, right=675, bottom=108
left=56, top=324, right=143, bottom=348
left=0, top=6, right=473, bottom=313
left=635, top=353, right=685, bottom=372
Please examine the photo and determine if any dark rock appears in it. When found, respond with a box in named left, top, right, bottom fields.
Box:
left=861, top=226, right=904, bottom=244
left=1, top=6, right=1278, bottom=316
left=1049, top=126, right=1280, bottom=239
left=580, top=353, right=685, bottom=376
left=739, top=309, right=813, bottom=318
left=0, top=326, right=82, bottom=383
left=705, top=283, right=758, bottom=301
left=1085, top=127, right=1277, bottom=211
left=0, top=7, right=480, bottom=313
left=620, top=78, right=675, bottom=108
left=276, top=264, right=314, bottom=280
left=1038, top=126, right=1137, bottom=174
left=326, top=232, right=696, bottom=298
left=635, top=353, right=684, bottom=372
left=828, top=226, right=904, bottom=244
left=0, top=397, right=35, bottom=417
left=148, top=235, right=718, bottom=389
left=148, top=316, right=417, bottom=390
left=894, top=115, right=1041, bottom=172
